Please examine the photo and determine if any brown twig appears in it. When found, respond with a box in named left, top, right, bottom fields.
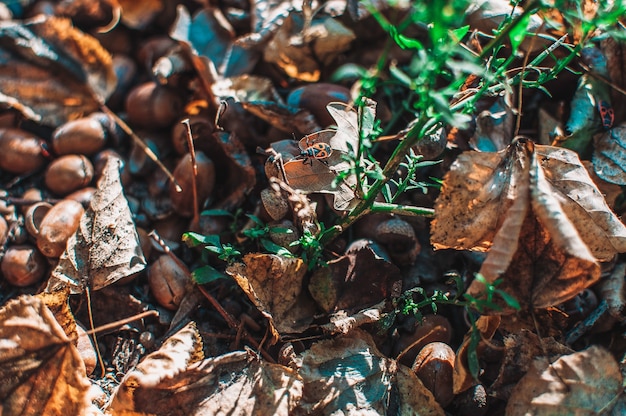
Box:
left=183, top=119, right=200, bottom=229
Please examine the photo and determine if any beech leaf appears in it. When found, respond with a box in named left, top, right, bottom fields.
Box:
left=0, top=16, right=116, bottom=126
left=296, top=329, right=444, bottom=415
left=0, top=295, right=91, bottom=415
left=506, top=346, right=625, bottom=415
left=47, top=156, right=147, bottom=294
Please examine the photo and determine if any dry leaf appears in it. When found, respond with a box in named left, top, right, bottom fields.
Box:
left=432, top=138, right=626, bottom=311
left=263, top=12, right=355, bottom=81
left=226, top=253, right=315, bottom=342
left=0, top=16, right=116, bottom=126
left=118, top=0, right=163, bottom=30
left=309, top=239, right=400, bottom=313
left=506, top=346, right=625, bottom=415
left=109, top=322, right=203, bottom=413
left=296, top=329, right=444, bottom=415
left=0, top=295, right=91, bottom=415
left=593, top=123, right=626, bottom=185
left=47, top=156, right=146, bottom=294
left=110, top=337, right=302, bottom=416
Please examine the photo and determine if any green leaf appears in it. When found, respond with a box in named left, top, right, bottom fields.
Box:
left=495, top=289, right=521, bottom=310
left=200, top=209, right=233, bottom=217
left=192, top=264, right=227, bottom=284
left=509, top=13, right=531, bottom=53
left=182, top=232, right=221, bottom=248
left=261, top=239, right=293, bottom=257
left=450, top=25, right=470, bottom=42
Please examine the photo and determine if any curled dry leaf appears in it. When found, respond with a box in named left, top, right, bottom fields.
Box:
left=296, top=329, right=444, bottom=415
left=0, top=295, right=91, bottom=415
left=506, top=346, right=625, bottom=415
left=46, top=156, right=146, bottom=294
left=110, top=325, right=301, bottom=416
left=226, top=253, right=315, bottom=342
left=0, top=16, right=116, bottom=126
left=593, top=123, right=626, bottom=185
left=432, top=138, right=626, bottom=311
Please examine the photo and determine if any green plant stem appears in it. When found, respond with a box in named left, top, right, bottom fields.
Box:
left=370, top=202, right=434, bottom=217
left=319, top=114, right=432, bottom=246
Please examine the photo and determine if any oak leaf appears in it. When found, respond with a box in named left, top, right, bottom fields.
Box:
left=0, top=295, right=91, bottom=415
left=47, top=156, right=146, bottom=294
left=592, top=123, right=626, bottom=185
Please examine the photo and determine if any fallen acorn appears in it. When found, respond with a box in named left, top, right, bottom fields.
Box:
left=125, top=81, right=183, bottom=129
left=412, top=341, right=456, bottom=408
left=0, top=128, right=46, bottom=174
left=1, top=244, right=47, bottom=287
left=169, top=151, right=215, bottom=218
left=36, top=199, right=84, bottom=258
left=44, top=154, right=94, bottom=196
left=148, top=254, right=190, bottom=310
left=375, top=217, right=421, bottom=266
left=75, top=323, right=97, bottom=376
left=51, top=113, right=113, bottom=156
left=394, top=314, right=453, bottom=367
left=24, top=202, right=52, bottom=238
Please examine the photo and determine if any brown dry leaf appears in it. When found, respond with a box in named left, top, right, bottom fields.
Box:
left=506, top=345, right=625, bottom=415
left=433, top=138, right=626, bottom=311
left=36, top=287, right=77, bottom=342
left=0, top=16, right=116, bottom=126
left=489, top=330, right=573, bottom=401
left=264, top=12, right=355, bottom=81
left=282, top=102, right=371, bottom=211
left=226, top=253, right=315, bottom=342
left=0, top=295, right=91, bottom=415
left=309, top=239, right=400, bottom=313
left=296, top=329, right=444, bottom=415
left=593, top=123, right=626, bottom=185
left=110, top=331, right=301, bottom=416
left=47, top=156, right=146, bottom=294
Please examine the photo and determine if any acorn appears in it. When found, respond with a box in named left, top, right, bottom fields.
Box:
left=125, top=81, right=183, bottom=128
left=170, top=115, right=214, bottom=155
left=394, top=314, right=453, bottom=367
left=261, top=187, right=289, bottom=221
left=45, top=155, right=94, bottom=196
left=51, top=113, right=112, bottom=156
left=75, top=323, right=97, bottom=376
left=0, top=128, right=46, bottom=174
left=412, top=342, right=456, bottom=407
left=65, top=187, right=97, bottom=207
left=1, top=244, right=47, bottom=287
left=37, top=199, right=84, bottom=258
left=19, top=188, right=44, bottom=213
left=375, top=217, right=421, bottom=266
left=148, top=254, right=189, bottom=310
left=287, top=83, right=352, bottom=127
left=169, top=151, right=216, bottom=218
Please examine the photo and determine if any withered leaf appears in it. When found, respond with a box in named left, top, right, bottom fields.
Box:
left=506, top=346, right=625, bottom=415
left=0, top=16, right=116, bottom=126
left=47, top=156, right=146, bottom=294
left=110, top=329, right=301, bottom=416
left=432, top=138, right=626, bottom=311
left=118, top=0, right=163, bottom=30
left=296, top=329, right=444, bottom=415
left=226, top=253, right=315, bottom=342
left=593, top=123, right=626, bottom=185
left=0, top=295, right=91, bottom=415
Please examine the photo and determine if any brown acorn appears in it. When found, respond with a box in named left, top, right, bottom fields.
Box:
left=51, top=113, right=112, bottom=156
left=24, top=202, right=52, bottom=238
left=394, top=315, right=453, bottom=367
left=45, top=155, right=94, bottom=196
left=169, top=151, right=215, bottom=218
left=148, top=254, right=189, bottom=310
left=37, top=199, right=84, bottom=258
left=412, top=342, right=456, bottom=407
left=1, top=244, right=47, bottom=287
left=170, top=115, right=214, bottom=155
left=287, top=83, right=352, bottom=127
left=0, top=128, right=46, bottom=174
left=125, top=81, right=183, bottom=128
